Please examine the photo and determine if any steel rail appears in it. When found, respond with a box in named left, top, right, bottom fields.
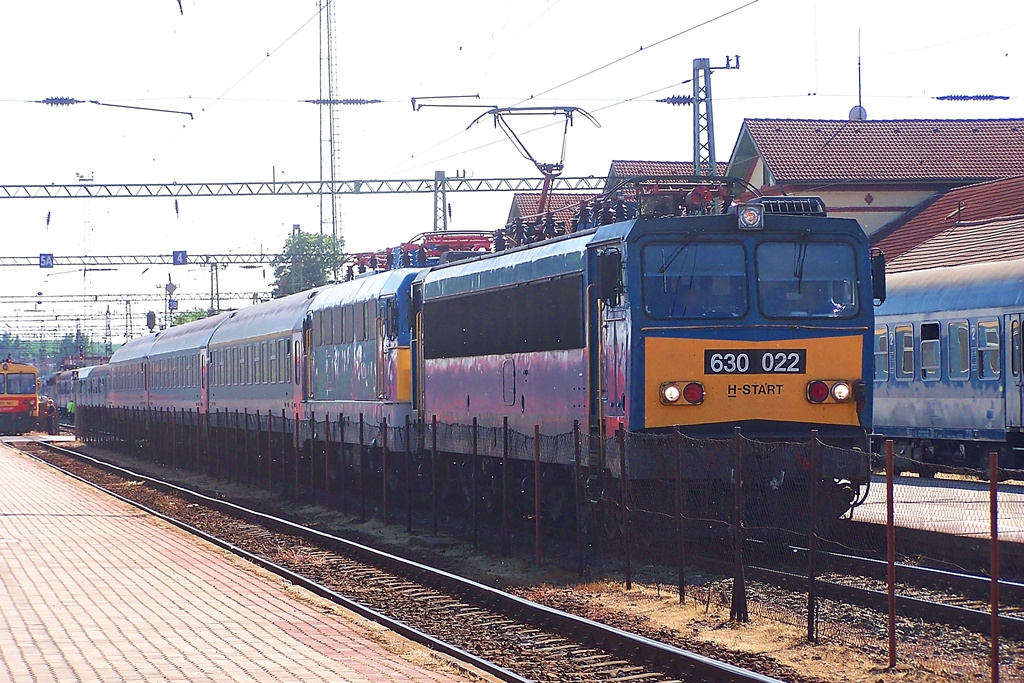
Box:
left=14, top=439, right=528, bottom=683
left=31, top=436, right=782, bottom=683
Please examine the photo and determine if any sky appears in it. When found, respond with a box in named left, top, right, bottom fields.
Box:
left=1, top=0, right=1022, bottom=343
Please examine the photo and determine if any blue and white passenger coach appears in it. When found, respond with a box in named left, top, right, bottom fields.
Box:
left=874, top=258, right=1024, bottom=472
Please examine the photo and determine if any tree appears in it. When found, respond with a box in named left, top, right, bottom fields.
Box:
left=270, top=229, right=344, bottom=298
left=172, top=308, right=210, bottom=326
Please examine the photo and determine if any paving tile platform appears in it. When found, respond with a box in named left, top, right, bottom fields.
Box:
left=0, top=443, right=472, bottom=682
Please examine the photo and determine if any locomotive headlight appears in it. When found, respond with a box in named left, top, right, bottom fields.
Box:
left=660, top=382, right=682, bottom=404
left=736, top=204, right=764, bottom=230
left=831, top=381, right=852, bottom=402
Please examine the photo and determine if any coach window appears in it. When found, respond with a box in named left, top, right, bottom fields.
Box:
left=894, top=325, right=914, bottom=380
left=1013, top=319, right=1021, bottom=378
left=920, top=322, right=940, bottom=380
left=873, top=326, right=888, bottom=380
left=311, top=312, right=321, bottom=348
left=364, top=301, right=376, bottom=340
left=246, top=344, right=253, bottom=385
left=978, top=320, right=1001, bottom=379
left=321, top=309, right=333, bottom=346
left=354, top=303, right=366, bottom=342
left=344, top=304, right=355, bottom=343
left=285, top=340, right=293, bottom=383
left=333, top=305, right=344, bottom=344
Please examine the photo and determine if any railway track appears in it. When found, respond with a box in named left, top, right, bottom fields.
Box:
left=13, top=437, right=786, bottom=683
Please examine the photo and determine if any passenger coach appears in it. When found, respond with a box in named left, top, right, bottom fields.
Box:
left=874, top=258, right=1024, bottom=472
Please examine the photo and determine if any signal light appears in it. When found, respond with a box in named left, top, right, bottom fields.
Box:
left=807, top=380, right=830, bottom=403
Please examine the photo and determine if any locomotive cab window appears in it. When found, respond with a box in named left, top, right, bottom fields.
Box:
left=978, top=319, right=1001, bottom=379
left=874, top=326, right=888, bottom=380
left=920, top=322, right=940, bottom=381
left=895, top=325, right=914, bottom=380
left=757, top=241, right=858, bottom=318
left=641, top=241, right=747, bottom=318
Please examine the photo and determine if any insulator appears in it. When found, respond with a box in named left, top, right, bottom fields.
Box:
left=656, top=95, right=694, bottom=106
left=39, top=96, right=82, bottom=107
left=493, top=231, right=506, bottom=252
left=599, top=201, right=615, bottom=226
left=542, top=211, right=557, bottom=238
left=614, top=200, right=626, bottom=222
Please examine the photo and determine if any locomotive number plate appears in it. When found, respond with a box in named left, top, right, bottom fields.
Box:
left=704, top=349, right=806, bottom=374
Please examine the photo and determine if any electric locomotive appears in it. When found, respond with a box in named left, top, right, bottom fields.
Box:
left=417, top=195, right=882, bottom=522
left=0, top=359, right=39, bottom=435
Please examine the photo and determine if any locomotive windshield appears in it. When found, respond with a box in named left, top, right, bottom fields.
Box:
left=4, top=373, right=36, bottom=394
left=755, top=241, right=858, bottom=319
left=641, top=241, right=747, bottom=318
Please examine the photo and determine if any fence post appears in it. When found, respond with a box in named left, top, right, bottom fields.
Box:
left=472, top=416, right=478, bottom=550
left=309, top=411, right=316, bottom=503
left=886, top=439, right=896, bottom=668
left=339, top=415, right=347, bottom=514
left=534, top=424, right=542, bottom=569
left=324, top=413, right=331, bottom=511
left=233, top=409, right=241, bottom=484
left=731, top=426, right=748, bottom=621
left=170, top=408, right=177, bottom=470
left=359, top=413, right=366, bottom=523
left=293, top=412, right=300, bottom=502
left=808, top=429, right=819, bottom=642
left=256, top=410, right=263, bottom=488
left=382, top=417, right=389, bottom=526
left=431, top=415, right=438, bottom=536
left=574, top=419, right=585, bottom=578
left=405, top=415, right=412, bottom=533
left=990, top=451, right=1000, bottom=683
left=674, top=427, right=685, bottom=603
left=619, top=427, right=631, bottom=590
left=501, top=416, right=510, bottom=557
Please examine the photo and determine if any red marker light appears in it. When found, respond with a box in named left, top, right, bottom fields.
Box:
left=807, top=380, right=829, bottom=403
left=682, top=382, right=705, bottom=404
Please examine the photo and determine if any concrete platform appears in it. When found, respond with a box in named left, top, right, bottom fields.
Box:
left=0, top=443, right=472, bottom=682
left=855, top=473, right=1024, bottom=543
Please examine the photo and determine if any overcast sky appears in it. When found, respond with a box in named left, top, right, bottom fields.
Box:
left=1, top=0, right=1022, bottom=341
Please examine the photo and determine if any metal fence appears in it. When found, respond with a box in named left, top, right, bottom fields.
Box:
left=73, top=405, right=1019, bottom=681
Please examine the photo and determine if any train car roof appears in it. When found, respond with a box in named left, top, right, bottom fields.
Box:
left=149, top=311, right=230, bottom=357
left=208, top=288, right=322, bottom=346
left=880, top=258, right=1024, bottom=316
left=108, top=333, right=158, bottom=364
left=308, top=269, right=420, bottom=310
left=86, top=364, right=110, bottom=378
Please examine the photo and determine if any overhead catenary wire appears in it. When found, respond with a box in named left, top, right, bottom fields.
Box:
left=389, top=1, right=758, bottom=175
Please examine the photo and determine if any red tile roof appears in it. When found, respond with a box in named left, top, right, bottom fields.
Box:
left=741, top=118, right=1024, bottom=183
left=608, top=160, right=728, bottom=178
left=508, top=193, right=600, bottom=224
left=886, top=214, right=1024, bottom=273
left=872, top=175, right=1024, bottom=260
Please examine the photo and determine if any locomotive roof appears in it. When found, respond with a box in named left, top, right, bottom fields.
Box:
left=208, top=287, right=322, bottom=346
left=309, top=268, right=419, bottom=310
left=421, top=227, right=603, bottom=298
left=880, top=258, right=1024, bottom=316
left=149, top=311, right=230, bottom=357
left=108, top=332, right=158, bottom=364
